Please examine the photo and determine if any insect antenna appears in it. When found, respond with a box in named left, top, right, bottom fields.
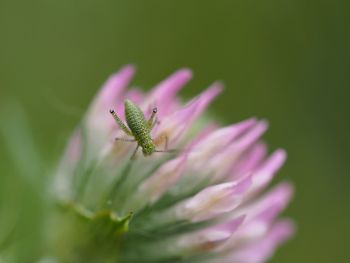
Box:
left=154, top=149, right=178, bottom=153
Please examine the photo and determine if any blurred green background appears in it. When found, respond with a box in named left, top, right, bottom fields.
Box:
left=1, top=0, right=349, bottom=262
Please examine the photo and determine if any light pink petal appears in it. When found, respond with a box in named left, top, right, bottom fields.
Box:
left=54, top=129, right=82, bottom=200
left=125, top=88, right=145, bottom=103
left=228, top=220, right=295, bottom=263
left=231, top=143, right=267, bottom=180
left=173, top=176, right=252, bottom=222
left=176, top=216, right=245, bottom=252
left=190, top=121, right=267, bottom=182
left=153, top=84, right=221, bottom=147
left=201, top=143, right=245, bottom=181
left=153, top=98, right=201, bottom=146
left=234, top=120, right=268, bottom=149
left=138, top=155, right=188, bottom=203
left=201, top=118, right=258, bottom=147
left=189, top=82, right=223, bottom=116
left=146, top=69, right=192, bottom=116
left=213, top=215, right=246, bottom=234
left=220, top=183, right=293, bottom=250
left=182, top=123, right=218, bottom=152
left=114, top=89, right=146, bottom=120
left=85, top=65, right=135, bottom=144
left=214, top=182, right=293, bottom=256
left=92, top=65, right=135, bottom=111
left=137, top=126, right=215, bottom=202
left=186, top=118, right=257, bottom=167
left=64, top=129, right=82, bottom=163
left=238, top=182, right=293, bottom=223
left=250, top=149, right=287, bottom=193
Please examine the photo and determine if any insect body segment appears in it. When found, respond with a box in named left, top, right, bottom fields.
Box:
left=110, top=100, right=166, bottom=159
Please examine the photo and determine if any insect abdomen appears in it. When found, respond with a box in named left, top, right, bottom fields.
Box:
left=124, top=100, right=151, bottom=142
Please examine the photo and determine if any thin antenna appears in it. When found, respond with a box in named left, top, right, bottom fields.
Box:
left=154, top=149, right=177, bottom=153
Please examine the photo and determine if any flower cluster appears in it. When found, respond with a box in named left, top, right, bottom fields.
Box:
left=51, top=65, right=294, bottom=262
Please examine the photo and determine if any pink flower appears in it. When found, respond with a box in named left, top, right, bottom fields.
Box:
left=52, top=65, right=294, bottom=263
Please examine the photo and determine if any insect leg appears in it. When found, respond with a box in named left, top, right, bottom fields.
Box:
left=130, top=145, right=140, bottom=160
left=154, top=133, right=169, bottom=150
left=147, top=107, right=158, bottom=130
left=115, top=138, right=136, bottom=142
left=164, top=135, right=169, bottom=150
left=110, top=109, right=133, bottom=136
left=149, top=117, right=159, bottom=130
left=154, top=149, right=177, bottom=153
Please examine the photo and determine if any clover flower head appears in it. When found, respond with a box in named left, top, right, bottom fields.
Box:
left=51, top=65, right=294, bottom=263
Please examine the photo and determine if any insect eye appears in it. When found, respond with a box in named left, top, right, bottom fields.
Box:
left=153, top=108, right=157, bottom=113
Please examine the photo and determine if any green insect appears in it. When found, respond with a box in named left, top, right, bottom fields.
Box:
left=109, top=100, right=169, bottom=159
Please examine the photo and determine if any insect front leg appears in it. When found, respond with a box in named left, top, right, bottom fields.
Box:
left=147, top=107, right=158, bottom=131
left=110, top=109, right=133, bottom=136
left=150, top=118, right=159, bottom=131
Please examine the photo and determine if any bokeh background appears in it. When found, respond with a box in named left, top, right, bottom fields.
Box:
left=1, top=0, right=349, bottom=262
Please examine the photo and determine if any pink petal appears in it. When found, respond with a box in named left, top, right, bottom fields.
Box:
left=138, top=155, right=188, bottom=203
left=114, top=88, right=146, bottom=120
left=92, top=64, right=135, bottom=111
left=176, top=216, right=246, bottom=252
left=64, top=129, right=82, bottom=163
left=146, top=69, right=192, bottom=116
left=125, top=88, right=145, bottom=103
left=238, top=182, right=293, bottom=222
left=231, top=143, right=267, bottom=179
left=202, top=118, right=258, bottom=147
left=54, top=129, right=82, bottom=200
left=182, top=123, right=218, bottom=152
left=153, top=84, right=221, bottom=147
left=188, top=81, right=223, bottom=116
left=250, top=149, right=287, bottom=193
left=186, top=118, right=257, bottom=166
left=213, top=215, right=246, bottom=234
left=234, top=120, right=268, bottom=149
left=189, top=121, right=267, bottom=182
left=85, top=65, right=135, bottom=142
left=228, top=220, right=295, bottom=263
left=174, top=176, right=252, bottom=222
left=223, top=183, right=293, bottom=247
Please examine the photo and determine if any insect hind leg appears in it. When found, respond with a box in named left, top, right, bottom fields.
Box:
left=154, top=133, right=169, bottom=151
left=130, top=145, right=140, bottom=160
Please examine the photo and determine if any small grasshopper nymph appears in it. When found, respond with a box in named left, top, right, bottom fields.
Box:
left=109, top=100, right=169, bottom=159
